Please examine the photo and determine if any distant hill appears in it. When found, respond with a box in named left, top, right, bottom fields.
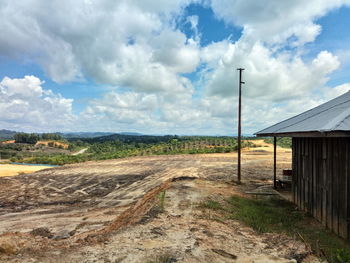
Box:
left=62, top=132, right=143, bottom=139
left=0, top=130, right=144, bottom=140
left=118, top=132, right=142, bottom=136
left=62, top=132, right=116, bottom=139
left=0, top=129, right=17, bottom=140
left=79, top=133, right=179, bottom=144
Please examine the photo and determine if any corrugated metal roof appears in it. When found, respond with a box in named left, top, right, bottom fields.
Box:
left=255, top=91, right=350, bottom=136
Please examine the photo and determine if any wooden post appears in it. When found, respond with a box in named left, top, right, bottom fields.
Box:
left=237, top=68, right=245, bottom=183
left=274, top=136, right=277, bottom=189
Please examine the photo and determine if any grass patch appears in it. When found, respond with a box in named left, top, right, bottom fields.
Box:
left=264, top=137, right=292, bottom=148
left=200, top=199, right=223, bottom=210
left=201, top=195, right=350, bottom=263
left=227, top=196, right=302, bottom=234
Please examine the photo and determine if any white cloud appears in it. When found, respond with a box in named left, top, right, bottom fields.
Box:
left=0, top=76, right=75, bottom=132
left=78, top=90, right=209, bottom=134
left=152, top=30, right=200, bottom=73
left=0, top=0, right=200, bottom=94
left=0, top=0, right=350, bottom=135
left=200, top=40, right=340, bottom=101
left=324, top=83, right=350, bottom=99
left=210, top=0, right=350, bottom=45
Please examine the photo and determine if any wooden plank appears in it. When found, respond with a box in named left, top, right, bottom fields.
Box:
left=346, top=139, right=350, bottom=240
left=299, top=138, right=303, bottom=210
left=301, top=138, right=305, bottom=211
left=348, top=139, right=350, bottom=240
left=338, top=138, right=347, bottom=239
left=292, top=138, right=297, bottom=204
left=326, top=138, right=332, bottom=229
left=308, top=138, right=312, bottom=213
left=295, top=138, right=300, bottom=208
left=290, top=137, right=349, bottom=239
left=322, top=138, right=327, bottom=226
left=312, top=138, right=317, bottom=218
left=292, top=138, right=296, bottom=203
left=299, top=138, right=302, bottom=209
left=305, top=138, right=310, bottom=212
left=274, top=137, right=277, bottom=189
left=308, top=138, right=312, bottom=212
left=316, top=138, right=322, bottom=221
left=348, top=141, right=350, bottom=240
left=332, top=138, right=339, bottom=235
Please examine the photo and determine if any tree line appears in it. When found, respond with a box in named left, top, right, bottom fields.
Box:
left=14, top=133, right=63, bottom=144
left=12, top=136, right=254, bottom=165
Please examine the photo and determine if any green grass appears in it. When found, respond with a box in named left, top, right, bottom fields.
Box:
left=227, top=196, right=302, bottom=234
left=264, top=137, right=292, bottom=148
left=201, top=200, right=223, bottom=210
left=201, top=195, right=350, bottom=263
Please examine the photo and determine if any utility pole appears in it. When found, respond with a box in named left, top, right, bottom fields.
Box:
left=237, top=68, right=245, bottom=183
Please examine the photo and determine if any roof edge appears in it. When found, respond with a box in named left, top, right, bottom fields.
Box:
left=256, top=130, right=350, bottom=137
left=255, top=90, right=350, bottom=135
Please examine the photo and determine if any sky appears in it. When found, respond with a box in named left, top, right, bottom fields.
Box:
left=1, top=0, right=350, bottom=135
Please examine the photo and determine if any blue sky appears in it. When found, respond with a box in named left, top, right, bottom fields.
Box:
left=0, top=1, right=350, bottom=135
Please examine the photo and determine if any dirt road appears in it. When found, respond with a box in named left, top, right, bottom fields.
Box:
left=0, top=143, right=317, bottom=262
left=72, top=147, right=88, bottom=155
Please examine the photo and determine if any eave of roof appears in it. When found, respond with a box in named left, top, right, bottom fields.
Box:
left=255, top=90, right=350, bottom=137
left=256, top=130, right=350, bottom=137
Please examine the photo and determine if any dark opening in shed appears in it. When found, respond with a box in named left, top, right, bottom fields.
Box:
left=255, top=91, right=350, bottom=240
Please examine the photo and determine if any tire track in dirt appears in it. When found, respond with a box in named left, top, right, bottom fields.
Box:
left=0, top=151, right=306, bottom=262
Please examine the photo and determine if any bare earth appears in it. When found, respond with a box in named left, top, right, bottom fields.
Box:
left=0, top=164, right=54, bottom=177
left=0, top=141, right=320, bottom=262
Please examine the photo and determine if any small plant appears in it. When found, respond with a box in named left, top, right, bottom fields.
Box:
left=200, top=199, right=224, bottom=210
left=146, top=252, right=177, bottom=263
left=333, top=249, right=350, bottom=263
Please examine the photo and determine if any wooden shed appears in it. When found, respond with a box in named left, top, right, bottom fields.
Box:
left=256, top=91, right=350, bottom=240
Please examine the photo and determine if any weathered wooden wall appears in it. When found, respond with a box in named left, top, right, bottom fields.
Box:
left=292, top=137, right=349, bottom=240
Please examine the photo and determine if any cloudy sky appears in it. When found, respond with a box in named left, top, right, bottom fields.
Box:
left=1, top=0, right=350, bottom=135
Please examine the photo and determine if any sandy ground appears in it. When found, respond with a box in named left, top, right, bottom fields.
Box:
left=0, top=141, right=321, bottom=263
left=36, top=141, right=69, bottom=149
left=72, top=148, right=88, bottom=155
left=0, top=164, right=54, bottom=177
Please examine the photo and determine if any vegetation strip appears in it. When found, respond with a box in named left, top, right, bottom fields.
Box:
left=2, top=133, right=256, bottom=165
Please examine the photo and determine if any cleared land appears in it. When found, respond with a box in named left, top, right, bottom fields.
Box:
left=0, top=141, right=321, bottom=262
left=0, top=164, right=54, bottom=177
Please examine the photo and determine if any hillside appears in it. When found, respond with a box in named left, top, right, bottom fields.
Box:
left=0, top=129, right=17, bottom=140
left=61, top=132, right=116, bottom=138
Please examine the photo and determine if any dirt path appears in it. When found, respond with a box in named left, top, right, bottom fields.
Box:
left=0, top=146, right=319, bottom=262
left=72, top=147, right=88, bottom=155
